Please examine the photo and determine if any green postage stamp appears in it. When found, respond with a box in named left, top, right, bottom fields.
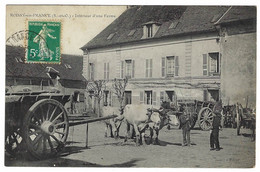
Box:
left=26, top=21, right=61, bottom=63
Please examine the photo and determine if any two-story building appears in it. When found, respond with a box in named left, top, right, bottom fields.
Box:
left=81, top=6, right=256, bottom=108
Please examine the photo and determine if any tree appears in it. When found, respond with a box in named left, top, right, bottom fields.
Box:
left=112, top=77, right=128, bottom=108
left=86, top=80, right=106, bottom=117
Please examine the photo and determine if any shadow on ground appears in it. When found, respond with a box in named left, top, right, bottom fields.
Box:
left=5, top=151, right=144, bottom=167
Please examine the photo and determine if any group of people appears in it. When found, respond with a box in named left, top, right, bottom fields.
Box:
left=179, top=101, right=223, bottom=151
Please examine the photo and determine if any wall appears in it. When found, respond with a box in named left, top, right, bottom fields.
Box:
left=220, top=32, right=256, bottom=107
left=83, top=32, right=221, bottom=107
left=83, top=33, right=221, bottom=80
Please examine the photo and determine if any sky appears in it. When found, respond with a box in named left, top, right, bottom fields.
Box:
left=6, top=5, right=127, bottom=55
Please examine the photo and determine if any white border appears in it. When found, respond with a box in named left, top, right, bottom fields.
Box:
left=1, top=1, right=259, bottom=172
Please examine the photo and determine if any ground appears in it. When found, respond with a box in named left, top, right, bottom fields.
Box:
left=5, top=122, right=255, bottom=168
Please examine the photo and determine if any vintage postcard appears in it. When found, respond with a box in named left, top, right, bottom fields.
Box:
left=5, top=5, right=256, bottom=168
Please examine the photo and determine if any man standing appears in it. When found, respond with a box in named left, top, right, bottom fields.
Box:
left=180, top=106, right=192, bottom=147
left=210, top=101, right=223, bottom=151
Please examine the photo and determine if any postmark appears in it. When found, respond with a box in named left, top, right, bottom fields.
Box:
left=26, top=21, right=61, bottom=63
left=6, top=30, right=46, bottom=75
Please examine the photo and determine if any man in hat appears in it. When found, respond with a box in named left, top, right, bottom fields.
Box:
left=180, top=105, right=192, bottom=147
left=210, top=101, right=223, bottom=151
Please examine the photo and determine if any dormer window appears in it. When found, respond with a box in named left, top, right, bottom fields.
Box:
left=15, top=57, right=23, bottom=63
left=142, top=21, right=161, bottom=39
left=64, top=64, right=72, bottom=69
left=107, top=33, right=115, bottom=40
left=128, top=29, right=136, bottom=36
left=147, top=24, right=153, bottom=38
left=169, top=21, right=179, bottom=29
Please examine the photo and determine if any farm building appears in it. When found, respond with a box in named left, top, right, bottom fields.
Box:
left=81, top=6, right=256, bottom=109
left=6, top=45, right=87, bottom=114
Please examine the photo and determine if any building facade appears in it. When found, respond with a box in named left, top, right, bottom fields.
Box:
left=81, top=6, right=256, bottom=108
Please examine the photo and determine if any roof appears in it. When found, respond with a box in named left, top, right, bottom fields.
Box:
left=6, top=45, right=86, bottom=81
left=216, top=6, right=256, bottom=24
left=81, top=6, right=256, bottom=50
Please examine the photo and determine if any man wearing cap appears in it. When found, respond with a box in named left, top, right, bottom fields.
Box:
left=180, top=105, right=192, bottom=147
left=210, top=101, right=223, bottom=151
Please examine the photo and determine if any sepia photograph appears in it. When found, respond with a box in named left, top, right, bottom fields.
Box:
left=3, top=2, right=257, bottom=168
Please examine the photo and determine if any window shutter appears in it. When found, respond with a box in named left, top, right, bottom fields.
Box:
left=175, top=56, right=179, bottom=76
left=104, top=63, right=106, bottom=79
left=203, top=90, right=208, bottom=101
left=219, top=53, right=221, bottom=74
left=203, top=54, right=208, bottom=76
left=162, top=57, right=166, bottom=77
left=140, top=91, right=144, bottom=104
left=153, top=91, right=157, bottom=106
left=146, top=59, right=149, bottom=78
left=121, top=61, right=124, bottom=78
left=132, top=60, right=135, bottom=78
left=150, top=59, right=153, bottom=77
left=90, top=63, right=94, bottom=80
left=160, top=91, right=165, bottom=103
left=107, top=62, right=109, bottom=80
left=144, top=92, right=147, bottom=104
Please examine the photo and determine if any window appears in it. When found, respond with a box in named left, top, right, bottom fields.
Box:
left=145, top=59, right=153, bottom=78
left=203, top=89, right=220, bottom=102
left=169, top=21, right=179, bottom=29
left=64, top=64, right=72, bottom=69
left=15, top=57, right=23, bottom=63
left=147, top=24, right=153, bottom=38
left=167, top=56, right=175, bottom=76
left=79, top=93, right=85, bottom=102
left=203, top=52, right=221, bottom=76
left=103, top=91, right=110, bottom=106
left=104, top=62, right=109, bottom=80
left=145, top=91, right=152, bottom=105
left=107, top=33, right=115, bottom=40
left=125, top=60, right=132, bottom=78
left=209, top=53, right=220, bottom=75
left=128, top=29, right=136, bottom=36
left=142, top=22, right=160, bottom=39
left=89, top=63, right=94, bottom=80
left=124, top=91, right=132, bottom=105
left=162, top=56, right=179, bottom=77
left=121, top=60, right=135, bottom=79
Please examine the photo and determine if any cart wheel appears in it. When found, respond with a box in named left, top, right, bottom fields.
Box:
left=5, top=128, right=24, bottom=156
left=198, top=107, right=213, bottom=131
left=22, top=99, right=69, bottom=160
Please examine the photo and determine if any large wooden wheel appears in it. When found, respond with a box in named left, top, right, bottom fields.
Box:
left=22, top=99, right=69, bottom=159
left=198, top=107, right=214, bottom=131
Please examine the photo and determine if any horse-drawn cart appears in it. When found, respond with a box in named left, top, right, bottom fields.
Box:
left=5, top=90, right=116, bottom=160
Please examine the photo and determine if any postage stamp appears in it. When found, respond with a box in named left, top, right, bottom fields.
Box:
left=26, top=21, right=61, bottom=63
